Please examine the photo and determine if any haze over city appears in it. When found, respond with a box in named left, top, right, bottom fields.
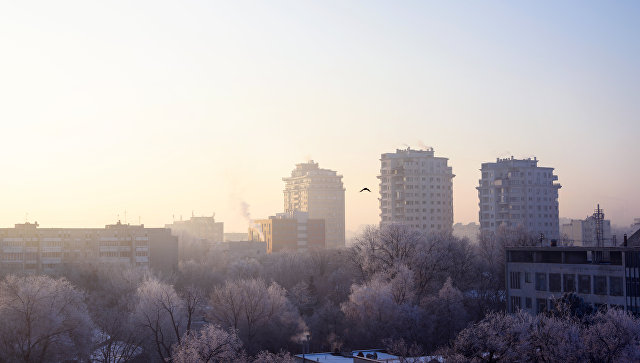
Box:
left=4, top=2, right=640, bottom=362
left=1, top=0, right=639, bottom=234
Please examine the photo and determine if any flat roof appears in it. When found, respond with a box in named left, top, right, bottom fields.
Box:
left=506, top=246, right=637, bottom=252
left=296, top=350, right=398, bottom=362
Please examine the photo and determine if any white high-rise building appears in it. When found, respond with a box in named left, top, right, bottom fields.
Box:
left=283, top=161, right=345, bottom=248
left=379, top=147, right=454, bottom=234
left=477, top=157, right=561, bottom=240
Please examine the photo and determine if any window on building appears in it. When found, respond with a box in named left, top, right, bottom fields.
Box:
left=536, top=298, right=547, bottom=314
left=578, top=275, right=591, bottom=294
left=563, top=274, right=576, bottom=292
left=594, top=276, right=607, bottom=295
left=610, top=277, right=623, bottom=296
left=525, top=272, right=532, bottom=283
left=525, top=297, right=532, bottom=309
left=535, top=273, right=547, bottom=291
left=549, top=273, right=561, bottom=292
left=510, top=296, right=522, bottom=312
left=510, top=272, right=521, bottom=289
left=594, top=303, right=607, bottom=312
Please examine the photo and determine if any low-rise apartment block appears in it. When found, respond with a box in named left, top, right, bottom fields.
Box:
left=0, top=221, right=178, bottom=275
left=248, top=211, right=325, bottom=253
left=506, top=243, right=640, bottom=314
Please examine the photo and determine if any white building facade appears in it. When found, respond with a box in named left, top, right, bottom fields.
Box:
left=379, top=147, right=454, bottom=234
left=478, top=157, right=561, bottom=241
left=283, top=161, right=345, bottom=248
left=561, top=215, right=612, bottom=247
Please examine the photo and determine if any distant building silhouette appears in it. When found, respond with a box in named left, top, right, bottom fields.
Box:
left=0, top=221, right=178, bottom=275
left=561, top=207, right=613, bottom=246
left=223, top=232, right=248, bottom=242
left=453, top=222, right=480, bottom=243
left=248, top=211, right=324, bottom=253
left=283, top=161, right=345, bottom=248
left=165, top=214, right=223, bottom=260
left=478, top=156, right=561, bottom=241
left=379, top=147, right=454, bottom=234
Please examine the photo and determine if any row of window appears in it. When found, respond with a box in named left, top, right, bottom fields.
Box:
left=510, top=296, right=623, bottom=313
left=100, top=251, right=134, bottom=258
left=510, top=271, right=623, bottom=296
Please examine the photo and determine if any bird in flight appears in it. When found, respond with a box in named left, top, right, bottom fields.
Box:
left=359, top=187, right=371, bottom=192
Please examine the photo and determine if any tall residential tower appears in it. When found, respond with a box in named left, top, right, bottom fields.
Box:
left=478, top=157, right=561, bottom=240
left=283, top=161, right=345, bottom=248
left=379, top=147, right=454, bottom=234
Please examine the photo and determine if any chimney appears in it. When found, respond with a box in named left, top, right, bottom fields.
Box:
left=624, top=234, right=628, bottom=247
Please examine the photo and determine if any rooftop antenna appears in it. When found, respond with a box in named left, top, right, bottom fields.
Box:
left=594, top=204, right=604, bottom=248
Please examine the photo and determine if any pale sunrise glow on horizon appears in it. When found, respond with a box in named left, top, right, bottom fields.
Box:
left=1, top=0, right=639, bottom=236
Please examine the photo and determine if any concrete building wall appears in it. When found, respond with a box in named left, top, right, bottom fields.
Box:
left=506, top=247, right=629, bottom=314
left=0, top=221, right=178, bottom=274
left=248, top=212, right=325, bottom=253
left=166, top=215, right=223, bottom=260
left=379, top=147, right=454, bottom=234
left=478, top=157, right=561, bottom=241
left=283, top=161, right=345, bottom=249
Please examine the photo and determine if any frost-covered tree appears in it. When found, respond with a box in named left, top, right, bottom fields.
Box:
left=583, top=309, right=640, bottom=363
left=443, top=311, right=530, bottom=362
left=87, top=266, right=147, bottom=363
left=209, top=278, right=304, bottom=353
left=133, top=277, right=193, bottom=361
left=443, top=309, right=640, bottom=363
left=341, top=273, right=427, bottom=348
left=518, top=315, right=583, bottom=363
left=422, top=277, right=468, bottom=348
left=171, top=324, right=244, bottom=363
left=251, top=350, right=296, bottom=363
left=0, top=275, right=94, bottom=363
left=228, top=258, right=263, bottom=280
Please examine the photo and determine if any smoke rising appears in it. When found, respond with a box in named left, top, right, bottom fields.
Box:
left=240, top=201, right=251, bottom=221
left=417, top=140, right=432, bottom=151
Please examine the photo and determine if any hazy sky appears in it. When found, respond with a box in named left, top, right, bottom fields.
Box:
left=1, top=1, right=639, bottom=234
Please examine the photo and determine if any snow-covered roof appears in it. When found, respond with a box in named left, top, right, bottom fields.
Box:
left=296, top=350, right=398, bottom=362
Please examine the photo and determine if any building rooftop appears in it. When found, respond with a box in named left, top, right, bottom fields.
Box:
left=295, top=350, right=397, bottom=362
left=295, top=350, right=441, bottom=363
left=380, top=147, right=439, bottom=159
left=506, top=245, right=640, bottom=252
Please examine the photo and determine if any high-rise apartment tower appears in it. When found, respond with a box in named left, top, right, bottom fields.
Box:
left=283, top=161, right=345, bottom=248
left=379, top=147, right=454, bottom=233
left=478, top=157, right=561, bottom=240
